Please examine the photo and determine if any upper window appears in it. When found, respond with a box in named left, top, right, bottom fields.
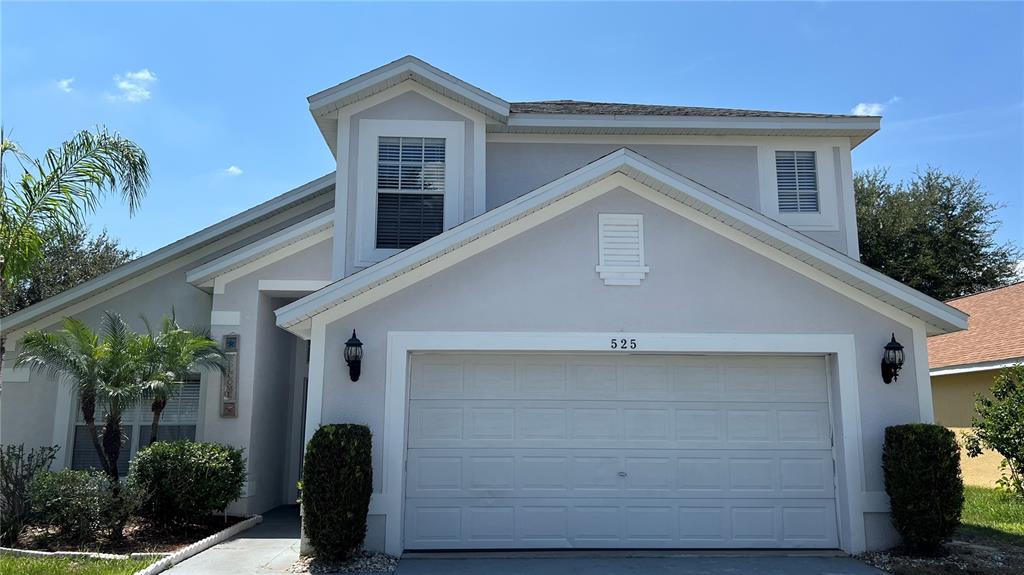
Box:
left=775, top=151, right=819, bottom=213
left=376, top=137, right=446, bottom=249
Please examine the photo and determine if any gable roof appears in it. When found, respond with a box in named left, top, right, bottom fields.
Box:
left=1, top=174, right=335, bottom=335
left=275, top=148, right=966, bottom=336
left=929, top=281, right=1024, bottom=371
left=306, top=56, right=881, bottom=150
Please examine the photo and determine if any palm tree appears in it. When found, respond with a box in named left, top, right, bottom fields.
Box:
left=1, top=127, right=149, bottom=384
left=140, top=315, right=226, bottom=446
left=15, top=312, right=147, bottom=482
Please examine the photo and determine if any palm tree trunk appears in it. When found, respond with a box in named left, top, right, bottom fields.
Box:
left=80, top=393, right=113, bottom=477
left=148, top=398, right=166, bottom=446
left=101, top=412, right=122, bottom=483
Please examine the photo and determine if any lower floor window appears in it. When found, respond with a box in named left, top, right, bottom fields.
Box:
left=71, top=375, right=201, bottom=471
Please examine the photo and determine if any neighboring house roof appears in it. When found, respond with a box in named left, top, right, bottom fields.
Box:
left=509, top=100, right=869, bottom=119
left=929, top=281, right=1024, bottom=372
left=0, top=174, right=335, bottom=335
left=306, top=56, right=881, bottom=151
left=275, top=148, right=966, bottom=337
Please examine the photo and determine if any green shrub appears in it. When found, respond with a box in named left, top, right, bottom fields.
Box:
left=302, top=424, right=372, bottom=560
left=130, top=440, right=245, bottom=526
left=0, top=444, right=60, bottom=545
left=964, top=364, right=1024, bottom=496
left=28, top=469, right=135, bottom=541
left=883, top=423, right=965, bottom=554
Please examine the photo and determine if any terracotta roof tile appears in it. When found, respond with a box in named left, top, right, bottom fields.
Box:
left=928, top=282, right=1024, bottom=369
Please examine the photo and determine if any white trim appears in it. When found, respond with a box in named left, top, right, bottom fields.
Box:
left=2, top=174, right=334, bottom=335
left=837, top=141, right=860, bottom=260
left=474, top=119, right=487, bottom=217
left=757, top=142, right=839, bottom=231
left=308, top=56, right=510, bottom=119
left=210, top=311, right=241, bottom=326
left=187, top=210, right=334, bottom=292
left=381, top=331, right=867, bottom=555
left=257, top=280, right=331, bottom=293
left=0, top=367, right=30, bottom=383
left=302, top=318, right=327, bottom=448
left=930, top=357, right=1024, bottom=376
left=355, top=119, right=465, bottom=268
left=52, top=383, right=74, bottom=470
left=489, top=133, right=859, bottom=146
left=333, top=113, right=352, bottom=280
left=276, top=149, right=966, bottom=336
left=912, top=321, right=935, bottom=423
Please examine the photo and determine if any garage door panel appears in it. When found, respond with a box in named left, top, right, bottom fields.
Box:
left=405, top=448, right=834, bottom=499
left=410, top=354, right=827, bottom=404
left=405, top=353, right=837, bottom=550
left=407, top=400, right=831, bottom=449
left=404, top=498, right=839, bottom=549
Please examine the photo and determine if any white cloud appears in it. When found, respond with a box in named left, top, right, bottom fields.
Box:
left=850, top=96, right=902, bottom=116
left=223, top=165, right=243, bottom=176
left=56, top=78, right=75, bottom=93
left=112, top=68, right=157, bottom=102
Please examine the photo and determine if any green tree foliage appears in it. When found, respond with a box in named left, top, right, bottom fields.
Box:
left=15, top=313, right=148, bottom=483
left=964, top=365, right=1024, bottom=496
left=138, top=316, right=226, bottom=446
left=856, top=168, right=1020, bottom=301
left=0, top=227, right=135, bottom=317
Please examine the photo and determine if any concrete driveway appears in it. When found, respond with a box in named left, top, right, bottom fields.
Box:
left=394, top=554, right=885, bottom=575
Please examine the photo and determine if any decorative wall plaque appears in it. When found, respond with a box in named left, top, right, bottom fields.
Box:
left=221, top=333, right=240, bottom=418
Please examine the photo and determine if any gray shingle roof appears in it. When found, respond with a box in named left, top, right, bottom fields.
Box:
left=509, top=100, right=869, bottom=119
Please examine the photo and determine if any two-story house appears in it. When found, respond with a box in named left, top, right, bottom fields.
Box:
left=0, top=56, right=967, bottom=555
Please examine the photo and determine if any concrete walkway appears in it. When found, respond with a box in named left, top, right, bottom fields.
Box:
left=395, top=555, right=885, bottom=575
left=168, top=505, right=300, bottom=574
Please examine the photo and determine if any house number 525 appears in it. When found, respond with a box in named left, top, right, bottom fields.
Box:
left=610, top=338, right=637, bottom=350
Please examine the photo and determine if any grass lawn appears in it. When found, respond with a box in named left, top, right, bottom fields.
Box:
left=959, top=485, right=1024, bottom=546
left=0, top=555, right=153, bottom=575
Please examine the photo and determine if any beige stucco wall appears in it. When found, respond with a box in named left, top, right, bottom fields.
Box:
left=932, top=370, right=1001, bottom=486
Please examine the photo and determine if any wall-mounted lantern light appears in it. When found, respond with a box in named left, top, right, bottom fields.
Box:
left=344, top=330, right=363, bottom=382
left=881, top=333, right=905, bottom=384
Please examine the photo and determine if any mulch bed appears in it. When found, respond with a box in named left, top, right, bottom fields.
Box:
left=15, top=515, right=245, bottom=555
left=859, top=537, right=1024, bottom=575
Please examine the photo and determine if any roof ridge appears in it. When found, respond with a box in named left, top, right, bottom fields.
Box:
left=945, top=279, right=1024, bottom=303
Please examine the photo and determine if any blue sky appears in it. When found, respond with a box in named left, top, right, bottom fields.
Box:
left=3, top=1, right=1022, bottom=254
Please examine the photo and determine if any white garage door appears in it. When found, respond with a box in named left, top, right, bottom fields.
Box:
left=405, top=353, right=838, bottom=549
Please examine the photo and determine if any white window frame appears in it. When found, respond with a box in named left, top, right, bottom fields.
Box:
left=757, top=141, right=839, bottom=231
left=356, top=119, right=464, bottom=268
left=67, top=375, right=203, bottom=470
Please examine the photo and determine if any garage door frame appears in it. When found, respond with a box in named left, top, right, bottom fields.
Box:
left=380, top=331, right=865, bottom=555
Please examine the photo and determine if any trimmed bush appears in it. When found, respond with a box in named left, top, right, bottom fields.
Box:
left=0, top=444, right=59, bottom=545
left=130, top=440, right=245, bottom=526
left=883, top=423, right=965, bottom=553
left=28, top=469, right=123, bottom=541
left=302, top=424, right=372, bottom=560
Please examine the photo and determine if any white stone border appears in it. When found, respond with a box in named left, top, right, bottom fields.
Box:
left=0, top=514, right=262, bottom=575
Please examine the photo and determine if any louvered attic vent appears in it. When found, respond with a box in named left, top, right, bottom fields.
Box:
left=775, top=150, right=819, bottom=213
left=596, top=213, right=649, bottom=286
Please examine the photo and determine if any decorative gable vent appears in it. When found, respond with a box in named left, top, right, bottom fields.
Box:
left=596, top=213, right=649, bottom=286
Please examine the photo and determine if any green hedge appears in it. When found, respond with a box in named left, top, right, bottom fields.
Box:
left=130, top=440, right=245, bottom=526
left=28, top=469, right=135, bottom=541
left=883, top=423, right=965, bottom=553
left=302, top=424, right=372, bottom=560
